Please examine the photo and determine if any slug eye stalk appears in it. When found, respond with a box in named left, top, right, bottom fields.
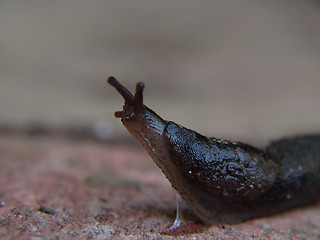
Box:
left=107, top=76, right=134, bottom=104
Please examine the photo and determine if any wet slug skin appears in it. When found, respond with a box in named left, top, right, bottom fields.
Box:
left=107, top=76, right=320, bottom=224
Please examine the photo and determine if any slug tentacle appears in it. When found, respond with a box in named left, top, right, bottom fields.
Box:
left=134, top=82, right=145, bottom=116
left=107, top=76, right=133, bottom=104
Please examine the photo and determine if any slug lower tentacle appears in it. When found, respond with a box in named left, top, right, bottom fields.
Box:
left=107, top=76, right=320, bottom=224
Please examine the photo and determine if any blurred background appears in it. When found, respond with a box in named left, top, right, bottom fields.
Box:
left=1, top=0, right=320, bottom=146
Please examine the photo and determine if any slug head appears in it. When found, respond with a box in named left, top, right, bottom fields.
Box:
left=107, top=76, right=145, bottom=121
left=107, top=76, right=166, bottom=149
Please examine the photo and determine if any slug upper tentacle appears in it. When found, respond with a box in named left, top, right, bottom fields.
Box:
left=108, top=76, right=134, bottom=104
left=107, top=76, right=320, bottom=225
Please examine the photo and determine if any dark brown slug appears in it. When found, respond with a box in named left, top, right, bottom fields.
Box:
left=107, top=76, right=320, bottom=224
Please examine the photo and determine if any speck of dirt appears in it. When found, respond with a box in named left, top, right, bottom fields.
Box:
left=38, top=205, right=57, bottom=215
left=95, top=213, right=115, bottom=222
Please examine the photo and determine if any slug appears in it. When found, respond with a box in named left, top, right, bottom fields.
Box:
left=107, top=76, right=320, bottom=224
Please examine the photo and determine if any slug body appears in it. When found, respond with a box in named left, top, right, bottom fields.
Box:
left=107, top=77, right=320, bottom=224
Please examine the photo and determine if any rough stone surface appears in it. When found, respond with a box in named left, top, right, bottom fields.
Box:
left=0, top=134, right=319, bottom=239
left=1, top=1, right=320, bottom=238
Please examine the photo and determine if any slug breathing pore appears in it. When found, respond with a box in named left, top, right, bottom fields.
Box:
left=107, top=76, right=320, bottom=225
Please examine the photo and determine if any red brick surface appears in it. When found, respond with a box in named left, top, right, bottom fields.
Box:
left=1, top=1, right=320, bottom=239
left=0, top=135, right=319, bottom=239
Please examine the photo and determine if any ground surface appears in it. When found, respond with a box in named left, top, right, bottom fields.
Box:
left=1, top=1, right=320, bottom=239
left=1, top=133, right=320, bottom=240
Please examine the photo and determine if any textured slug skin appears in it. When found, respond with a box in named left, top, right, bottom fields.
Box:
left=108, top=77, right=320, bottom=224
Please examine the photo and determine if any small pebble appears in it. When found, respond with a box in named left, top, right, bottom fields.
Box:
left=38, top=205, right=57, bottom=215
